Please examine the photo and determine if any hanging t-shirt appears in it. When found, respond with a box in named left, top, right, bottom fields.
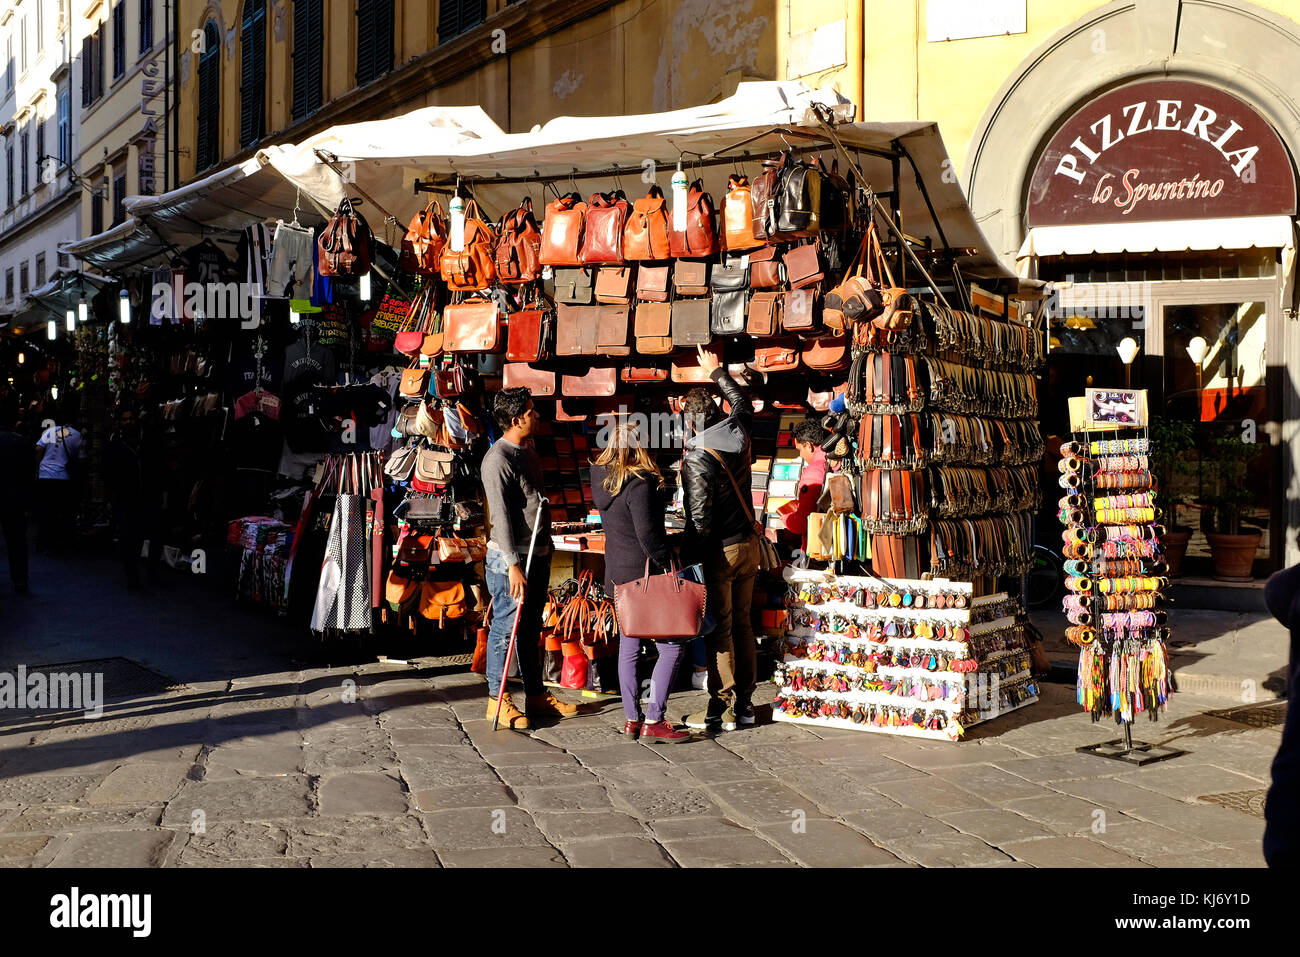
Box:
left=368, top=369, right=402, bottom=454
left=227, top=409, right=284, bottom=472
left=174, top=239, right=235, bottom=285
left=281, top=340, right=337, bottom=453
left=238, top=224, right=276, bottom=298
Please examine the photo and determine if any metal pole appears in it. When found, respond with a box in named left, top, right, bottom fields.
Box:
left=492, top=497, right=548, bottom=731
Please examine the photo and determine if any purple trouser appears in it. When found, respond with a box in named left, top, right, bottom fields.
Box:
left=619, top=631, right=688, bottom=723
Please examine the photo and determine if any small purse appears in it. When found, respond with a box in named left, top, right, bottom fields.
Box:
left=749, top=246, right=784, bottom=289
left=782, top=242, right=824, bottom=290
left=400, top=362, right=430, bottom=400
left=751, top=337, right=801, bottom=374
left=384, top=443, right=420, bottom=481
left=747, top=291, right=783, bottom=337
left=412, top=449, right=456, bottom=493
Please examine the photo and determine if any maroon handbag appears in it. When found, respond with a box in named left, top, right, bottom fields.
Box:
left=613, top=559, right=707, bottom=640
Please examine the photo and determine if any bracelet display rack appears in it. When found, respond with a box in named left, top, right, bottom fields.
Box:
left=772, top=568, right=1039, bottom=740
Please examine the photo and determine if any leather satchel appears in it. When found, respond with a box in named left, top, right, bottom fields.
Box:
left=412, top=449, right=456, bottom=493
left=634, top=302, right=673, bottom=354
left=553, top=267, right=595, bottom=304
left=384, top=443, right=420, bottom=481
left=624, top=186, right=671, bottom=261
left=783, top=242, right=824, bottom=289
left=596, top=305, right=631, bottom=357
left=801, top=331, right=849, bottom=372
left=505, top=306, right=549, bottom=362
left=825, top=225, right=887, bottom=328
left=432, top=364, right=468, bottom=398
left=594, top=265, right=634, bottom=304
left=710, top=254, right=749, bottom=335
left=621, top=362, right=668, bottom=383
left=671, top=298, right=712, bottom=347
left=614, top=559, right=707, bottom=640
left=443, top=298, right=502, bottom=353
left=750, top=154, right=786, bottom=241
left=400, top=363, right=430, bottom=399
left=503, top=362, right=556, bottom=396
left=751, top=337, right=801, bottom=373
left=318, top=198, right=372, bottom=277
left=635, top=263, right=671, bottom=302
left=673, top=259, right=709, bottom=296
left=749, top=245, right=784, bottom=288
left=668, top=181, right=719, bottom=258
left=440, top=199, right=498, bottom=291
left=747, top=291, right=783, bottom=337
left=540, top=193, right=587, bottom=266
left=494, top=196, right=543, bottom=284
left=419, top=580, right=467, bottom=626
left=562, top=366, right=618, bottom=397
left=775, top=156, right=822, bottom=237
left=723, top=174, right=762, bottom=252
left=580, top=191, right=630, bottom=265
left=783, top=287, right=818, bottom=332
left=400, top=200, right=448, bottom=276
left=555, top=304, right=600, bottom=356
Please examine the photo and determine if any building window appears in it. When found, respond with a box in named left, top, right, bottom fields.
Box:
left=239, top=0, right=267, bottom=148
left=3, top=268, right=11, bottom=302
left=112, top=173, right=126, bottom=226
left=139, top=0, right=153, bottom=54
left=438, top=0, right=486, bottom=43
left=19, top=128, right=28, bottom=195
left=34, top=121, right=44, bottom=185
left=5, top=35, right=12, bottom=91
left=91, top=188, right=103, bottom=234
left=356, top=0, right=395, bottom=86
left=35, top=252, right=45, bottom=287
left=81, top=26, right=105, bottom=106
left=58, top=252, right=71, bottom=269
left=196, top=21, right=220, bottom=170
left=112, top=3, right=126, bottom=79
left=19, top=261, right=29, bottom=295
left=292, top=0, right=323, bottom=121
left=36, top=3, right=43, bottom=52
left=4, top=145, right=11, bottom=207
left=19, top=17, right=26, bottom=74
left=58, top=89, right=71, bottom=164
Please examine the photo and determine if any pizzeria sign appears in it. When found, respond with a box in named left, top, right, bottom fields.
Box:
left=1027, top=79, right=1295, bottom=227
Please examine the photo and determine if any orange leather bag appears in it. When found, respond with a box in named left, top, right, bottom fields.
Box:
left=540, top=194, right=587, bottom=266
left=440, top=200, right=498, bottom=291
left=723, top=174, right=762, bottom=251
left=400, top=200, right=449, bottom=275
left=624, top=186, right=671, bottom=261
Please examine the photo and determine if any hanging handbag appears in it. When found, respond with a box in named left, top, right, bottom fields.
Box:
left=317, top=197, right=372, bottom=277
left=668, top=181, right=719, bottom=258
left=749, top=245, right=784, bottom=288
left=824, top=228, right=885, bottom=330
left=814, top=157, right=853, bottom=233
left=580, top=191, right=630, bottom=265
left=751, top=337, right=801, bottom=374
left=555, top=304, right=600, bottom=356
left=709, top=253, right=749, bottom=335
left=782, top=242, right=824, bottom=290
left=400, top=199, right=448, bottom=276
left=672, top=259, right=709, bottom=297
left=750, top=153, right=785, bottom=242
left=624, top=186, right=672, bottom=261
left=635, top=263, right=671, bottom=303
left=594, top=265, right=634, bottom=304
left=553, top=266, right=595, bottom=304
left=439, top=199, right=497, bottom=291
left=419, top=580, right=468, bottom=626
left=620, top=362, right=669, bottom=383
left=801, top=330, right=849, bottom=372
left=747, top=290, right=783, bottom=337
left=503, top=362, right=556, bottom=396
left=723, top=174, right=762, bottom=252
left=782, top=287, right=817, bottom=332
left=596, top=305, right=631, bottom=357
left=634, top=302, right=673, bottom=354
left=505, top=303, right=550, bottom=362
left=432, top=363, right=469, bottom=398
left=400, top=361, right=430, bottom=399
left=613, top=559, right=707, bottom=640
left=774, top=155, right=822, bottom=237
left=384, top=443, right=420, bottom=481
left=412, top=449, right=456, bottom=493
left=385, top=571, right=420, bottom=613
left=540, top=193, right=587, bottom=266
left=671, top=298, right=712, bottom=347
left=443, top=297, right=503, bottom=353
left=494, top=196, right=543, bottom=284
left=670, top=347, right=719, bottom=383
left=562, top=366, right=618, bottom=397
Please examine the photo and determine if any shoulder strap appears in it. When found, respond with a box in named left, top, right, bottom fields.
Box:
left=702, top=447, right=760, bottom=534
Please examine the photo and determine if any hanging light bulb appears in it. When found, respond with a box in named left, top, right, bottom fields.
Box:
left=77, top=296, right=88, bottom=323
left=17, top=351, right=25, bottom=365
left=51, top=385, right=59, bottom=400
left=359, top=271, right=372, bottom=301
left=47, top=320, right=57, bottom=340
left=119, top=287, right=131, bottom=324
left=66, top=309, right=76, bottom=332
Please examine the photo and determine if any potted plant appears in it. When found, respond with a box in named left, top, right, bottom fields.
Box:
left=1201, top=430, right=1265, bottom=581
left=1150, top=415, right=1195, bottom=577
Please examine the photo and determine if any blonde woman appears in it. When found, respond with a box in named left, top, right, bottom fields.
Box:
left=591, top=421, right=692, bottom=743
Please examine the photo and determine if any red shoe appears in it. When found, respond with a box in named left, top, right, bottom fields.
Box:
left=639, top=720, right=691, bottom=744
left=622, top=719, right=643, bottom=738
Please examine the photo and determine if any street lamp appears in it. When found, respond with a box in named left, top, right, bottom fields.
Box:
left=1117, top=337, right=1139, bottom=388
left=77, top=296, right=88, bottom=323
left=1187, top=335, right=1209, bottom=499
left=47, top=320, right=57, bottom=341
left=119, top=288, right=131, bottom=324
left=65, top=309, right=76, bottom=333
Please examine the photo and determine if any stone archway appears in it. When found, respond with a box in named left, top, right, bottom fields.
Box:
left=964, top=0, right=1300, bottom=265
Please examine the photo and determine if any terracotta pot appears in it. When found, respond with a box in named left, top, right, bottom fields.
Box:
left=1159, top=529, right=1192, bottom=579
left=1206, top=531, right=1261, bottom=582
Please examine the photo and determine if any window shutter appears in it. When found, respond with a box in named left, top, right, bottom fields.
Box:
left=375, top=0, right=393, bottom=76
left=308, top=2, right=323, bottom=112
left=438, top=0, right=460, bottom=43
left=355, top=0, right=375, bottom=87
left=197, top=22, right=221, bottom=170
left=81, top=36, right=91, bottom=106
left=292, top=0, right=323, bottom=121
left=240, top=0, right=266, bottom=147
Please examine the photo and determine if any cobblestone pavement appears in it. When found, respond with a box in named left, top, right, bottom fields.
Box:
left=0, top=552, right=1280, bottom=867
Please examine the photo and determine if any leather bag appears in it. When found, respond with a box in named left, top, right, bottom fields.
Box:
left=635, top=263, right=671, bottom=303
left=750, top=154, right=785, bottom=242
left=440, top=200, right=498, bottom=291
left=709, top=254, right=749, bottom=335
left=399, top=200, right=448, bottom=276
left=553, top=267, right=594, bottom=304
left=400, top=363, right=430, bottom=399
left=801, top=331, right=849, bottom=372
left=783, top=287, right=818, bottom=332
left=783, top=242, right=824, bottom=289
left=432, top=364, right=468, bottom=398
left=747, top=291, right=783, bottom=337
left=624, top=186, right=671, bottom=261
left=419, top=580, right=467, bottom=626
left=668, top=181, right=719, bottom=258
left=505, top=305, right=550, bottom=362
left=503, top=363, right=556, bottom=396
left=723, top=174, right=762, bottom=252
left=540, top=194, right=587, bottom=266
left=671, top=298, right=712, bottom=347
left=634, top=302, right=673, bottom=354
left=555, top=304, right=599, bottom=356
left=752, top=337, right=801, bottom=373
left=384, top=443, right=420, bottom=481
left=775, top=156, right=822, bottom=237
left=562, top=366, right=618, bottom=397
left=621, top=362, right=668, bottom=383
left=613, top=559, right=707, bottom=640
left=580, top=191, right=630, bottom=265
left=749, top=245, right=784, bottom=288
left=412, top=449, right=456, bottom=493
left=672, top=259, right=709, bottom=296
left=596, top=305, right=631, bottom=357
left=594, top=265, right=634, bottom=304
left=670, top=348, right=719, bottom=383
left=318, top=198, right=372, bottom=277
left=443, top=298, right=502, bottom=353
left=494, top=196, right=543, bottom=284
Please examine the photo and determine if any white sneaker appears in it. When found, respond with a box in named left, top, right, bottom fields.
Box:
left=690, top=670, right=708, bottom=691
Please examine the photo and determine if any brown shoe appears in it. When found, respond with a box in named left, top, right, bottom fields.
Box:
left=525, top=692, right=580, bottom=719
left=622, top=719, right=643, bottom=738
left=486, top=692, right=530, bottom=730
left=639, top=720, right=691, bottom=743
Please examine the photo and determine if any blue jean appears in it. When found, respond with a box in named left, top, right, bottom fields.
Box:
left=619, top=631, right=687, bottom=723
left=484, top=549, right=552, bottom=698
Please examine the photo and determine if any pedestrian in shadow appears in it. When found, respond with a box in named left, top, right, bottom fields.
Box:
left=1265, top=559, right=1300, bottom=866
left=0, top=397, right=33, bottom=593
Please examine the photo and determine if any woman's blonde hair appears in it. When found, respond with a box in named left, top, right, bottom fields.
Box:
left=594, top=421, right=662, bottom=495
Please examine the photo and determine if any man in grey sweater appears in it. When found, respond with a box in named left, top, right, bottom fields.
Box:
left=481, top=387, right=579, bottom=730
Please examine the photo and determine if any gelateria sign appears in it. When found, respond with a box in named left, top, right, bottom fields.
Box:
left=1027, top=80, right=1295, bottom=226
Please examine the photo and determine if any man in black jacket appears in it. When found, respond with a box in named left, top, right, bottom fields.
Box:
left=680, top=346, right=760, bottom=731
left=1264, top=561, right=1300, bottom=866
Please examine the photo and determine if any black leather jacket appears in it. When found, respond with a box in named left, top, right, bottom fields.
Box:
left=682, top=370, right=754, bottom=555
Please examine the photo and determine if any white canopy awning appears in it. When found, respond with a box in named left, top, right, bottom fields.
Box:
left=1017, top=215, right=1296, bottom=259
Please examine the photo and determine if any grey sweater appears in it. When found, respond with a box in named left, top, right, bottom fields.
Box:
left=482, top=437, right=551, bottom=565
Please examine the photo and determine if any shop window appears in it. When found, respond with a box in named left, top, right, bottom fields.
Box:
left=291, top=0, right=323, bottom=121
left=196, top=21, right=221, bottom=170
left=112, top=3, right=126, bottom=79
left=35, top=252, right=45, bottom=287
left=240, top=0, right=267, bottom=147
left=112, top=173, right=126, bottom=226
left=438, top=0, right=485, bottom=42
left=91, top=188, right=103, bottom=235
left=139, top=0, right=153, bottom=54
left=355, top=0, right=394, bottom=86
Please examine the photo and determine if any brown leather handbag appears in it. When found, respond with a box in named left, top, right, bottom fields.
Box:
left=494, top=197, right=543, bottom=284
left=400, top=200, right=448, bottom=276
left=671, top=298, right=712, bottom=347
left=723, top=174, right=762, bottom=252
left=782, top=242, right=823, bottom=290
left=670, top=348, right=719, bottom=383
left=503, top=362, right=556, bottom=396
left=443, top=298, right=502, bottom=353
left=420, top=580, right=468, bottom=627
left=624, top=186, right=671, bottom=261
left=440, top=200, right=498, bottom=291
left=783, top=287, right=818, bottom=332
left=634, top=302, right=673, bottom=354
left=749, top=245, right=784, bottom=288
left=594, top=265, right=634, bottom=304
left=596, top=305, right=631, bottom=357
left=620, top=362, right=668, bottom=383
left=318, top=198, right=372, bottom=277
left=747, top=291, right=783, bottom=337
left=801, top=331, right=849, bottom=372
left=411, top=449, right=456, bottom=493
left=672, top=260, right=709, bottom=296
left=553, top=266, right=594, bottom=304
left=399, top=362, right=430, bottom=399
left=541, top=193, right=587, bottom=266
left=750, top=154, right=786, bottom=242
left=562, top=366, right=618, bottom=397
left=581, top=191, right=630, bottom=265
left=614, top=558, right=707, bottom=640
left=752, top=337, right=801, bottom=373
left=505, top=305, right=549, bottom=362
left=635, top=263, right=671, bottom=302
left=668, top=181, right=719, bottom=258
left=555, top=304, right=599, bottom=356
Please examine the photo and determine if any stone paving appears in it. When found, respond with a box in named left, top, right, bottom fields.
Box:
left=0, top=550, right=1282, bottom=867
